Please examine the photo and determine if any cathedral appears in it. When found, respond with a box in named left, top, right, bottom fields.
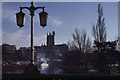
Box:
left=34, top=31, right=68, bottom=62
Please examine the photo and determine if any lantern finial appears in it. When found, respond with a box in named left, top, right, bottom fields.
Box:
left=31, top=0, right=34, bottom=6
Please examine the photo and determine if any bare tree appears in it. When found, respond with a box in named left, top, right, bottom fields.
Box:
left=71, top=28, right=92, bottom=53
left=92, top=3, right=106, bottom=42
left=67, top=28, right=92, bottom=73
left=70, top=28, right=92, bottom=73
left=67, top=41, right=78, bottom=51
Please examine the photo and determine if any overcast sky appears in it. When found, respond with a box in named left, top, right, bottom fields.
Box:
left=2, top=2, right=118, bottom=49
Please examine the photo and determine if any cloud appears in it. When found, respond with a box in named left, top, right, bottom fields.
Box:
left=3, top=30, right=28, bottom=49
left=34, top=34, right=46, bottom=46
left=2, top=7, right=16, bottom=23
left=52, top=19, right=63, bottom=26
left=48, top=16, right=63, bottom=27
left=3, top=30, right=26, bottom=44
left=55, top=39, right=67, bottom=45
left=34, top=14, right=63, bottom=27
left=2, top=30, right=46, bottom=49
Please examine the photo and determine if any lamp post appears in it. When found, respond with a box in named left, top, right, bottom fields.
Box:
left=16, top=1, right=48, bottom=74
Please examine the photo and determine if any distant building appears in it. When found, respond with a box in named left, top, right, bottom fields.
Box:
left=35, top=31, right=68, bottom=61
left=2, top=43, right=16, bottom=55
left=18, top=47, right=30, bottom=54
left=19, top=47, right=27, bottom=51
left=16, top=31, right=68, bottom=62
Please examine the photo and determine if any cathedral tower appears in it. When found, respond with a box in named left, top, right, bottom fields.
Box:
left=47, top=31, right=55, bottom=47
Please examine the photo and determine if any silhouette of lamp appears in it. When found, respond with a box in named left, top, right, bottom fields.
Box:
left=16, top=1, right=48, bottom=74
left=39, top=9, right=48, bottom=28
left=16, top=4, right=48, bottom=28
left=16, top=11, right=26, bottom=28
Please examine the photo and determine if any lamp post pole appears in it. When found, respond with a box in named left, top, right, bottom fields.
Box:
left=18, top=2, right=46, bottom=64
left=16, top=1, right=48, bottom=74
left=30, top=12, right=34, bottom=64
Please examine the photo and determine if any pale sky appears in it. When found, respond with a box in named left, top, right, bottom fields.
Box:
left=2, top=2, right=118, bottom=49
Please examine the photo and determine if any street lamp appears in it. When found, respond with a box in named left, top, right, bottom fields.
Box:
left=16, top=10, right=26, bottom=28
left=39, top=9, right=48, bottom=28
left=16, top=1, right=48, bottom=74
left=16, top=2, right=48, bottom=28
